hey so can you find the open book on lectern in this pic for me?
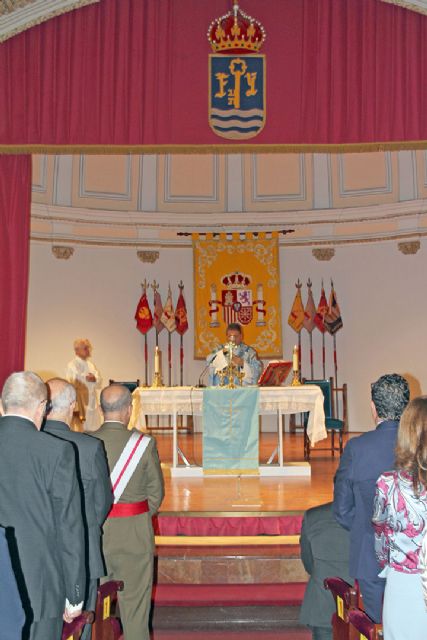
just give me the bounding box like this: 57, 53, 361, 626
257, 361, 293, 387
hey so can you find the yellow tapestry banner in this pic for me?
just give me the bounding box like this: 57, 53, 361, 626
193, 232, 282, 359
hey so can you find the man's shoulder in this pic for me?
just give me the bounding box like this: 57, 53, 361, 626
344, 426, 392, 450
304, 502, 334, 526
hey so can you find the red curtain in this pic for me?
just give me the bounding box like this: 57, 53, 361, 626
0, 0, 427, 148
0, 156, 31, 387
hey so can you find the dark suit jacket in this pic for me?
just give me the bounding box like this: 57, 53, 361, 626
0, 526, 25, 639
93, 422, 164, 556
43, 420, 113, 579
299, 502, 351, 628
0, 415, 85, 622
333, 420, 399, 579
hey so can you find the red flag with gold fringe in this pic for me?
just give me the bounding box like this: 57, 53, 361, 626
135, 291, 153, 334
175, 288, 188, 336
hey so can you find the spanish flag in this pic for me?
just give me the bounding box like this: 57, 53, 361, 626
135, 292, 153, 334
288, 287, 305, 333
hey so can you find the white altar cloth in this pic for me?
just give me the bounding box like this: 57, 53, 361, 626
131, 385, 326, 477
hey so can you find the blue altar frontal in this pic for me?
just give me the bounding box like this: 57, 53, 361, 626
202, 387, 260, 474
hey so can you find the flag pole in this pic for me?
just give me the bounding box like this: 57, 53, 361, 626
168, 332, 172, 386
144, 334, 148, 386
178, 280, 185, 386
322, 332, 326, 379
307, 278, 314, 378
298, 331, 302, 381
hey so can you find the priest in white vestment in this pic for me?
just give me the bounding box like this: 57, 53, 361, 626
66, 338, 102, 432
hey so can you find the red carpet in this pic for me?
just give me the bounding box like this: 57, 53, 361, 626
152, 583, 306, 607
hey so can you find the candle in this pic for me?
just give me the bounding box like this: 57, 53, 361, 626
292, 345, 298, 372
154, 346, 160, 374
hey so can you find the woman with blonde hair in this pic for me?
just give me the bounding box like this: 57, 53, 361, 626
372, 396, 427, 638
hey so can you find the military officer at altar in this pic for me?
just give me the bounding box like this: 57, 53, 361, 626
206, 322, 262, 386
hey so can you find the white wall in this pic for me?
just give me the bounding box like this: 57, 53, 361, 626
26, 239, 427, 432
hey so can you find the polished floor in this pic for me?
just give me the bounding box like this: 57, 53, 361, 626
155, 432, 356, 514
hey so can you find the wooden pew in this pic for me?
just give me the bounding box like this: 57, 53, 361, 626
348, 609, 383, 640
62, 611, 94, 640
324, 577, 359, 640
92, 580, 124, 640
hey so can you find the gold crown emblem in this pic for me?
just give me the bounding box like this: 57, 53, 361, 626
207, 2, 266, 54
222, 271, 252, 289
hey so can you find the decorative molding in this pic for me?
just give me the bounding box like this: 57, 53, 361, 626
398, 240, 420, 255
137, 250, 159, 263
338, 153, 393, 197
312, 248, 335, 261
0, 0, 99, 43
251, 153, 307, 202
51, 245, 74, 259
163, 154, 220, 203
79, 155, 133, 200
380, 0, 427, 16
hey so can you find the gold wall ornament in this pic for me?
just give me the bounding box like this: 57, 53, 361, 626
51, 245, 74, 260
312, 248, 335, 261
398, 240, 420, 255
137, 250, 159, 263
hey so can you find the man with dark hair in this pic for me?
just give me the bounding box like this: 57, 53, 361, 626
333, 373, 410, 623
44, 378, 112, 640
206, 322, 262, 386
0, 371, 85, 640
94, 384, 164, 640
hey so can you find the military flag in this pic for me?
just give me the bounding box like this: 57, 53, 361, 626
288, 284, 305, 333
324, 285, 343, 336
303, 279, 316, 378
161, 284, 176, 385
135, 289, 153, 335
314, 285, 328, 333
175, 287, 189, 336
175, 282, 188, 386
152, 286, 164, 335
161, 285, 177, 333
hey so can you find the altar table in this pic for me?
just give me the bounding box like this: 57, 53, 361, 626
131, 385, 326, 477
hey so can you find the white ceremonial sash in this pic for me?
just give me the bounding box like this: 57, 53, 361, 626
110, 432, 151, 503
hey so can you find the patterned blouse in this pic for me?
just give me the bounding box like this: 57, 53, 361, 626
372, 470, 427, 574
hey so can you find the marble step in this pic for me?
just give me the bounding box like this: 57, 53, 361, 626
155, 544, 307, 585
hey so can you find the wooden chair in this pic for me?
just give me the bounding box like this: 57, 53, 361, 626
92, 580, 124, 640
109, 380, 140, 393
348, 609, 383, 640
303, 377, 348, 459
324, 577, 359, 640
62, 611, 94, 640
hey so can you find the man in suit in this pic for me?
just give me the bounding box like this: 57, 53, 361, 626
44, 378, 113, 639
0, 371, 86, 640
333, 373, 410, 623
0, 526, 25, 640
94, 384, 164, 640
299, 502, 352, 640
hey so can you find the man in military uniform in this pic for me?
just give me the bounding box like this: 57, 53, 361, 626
94, 384, 164, 640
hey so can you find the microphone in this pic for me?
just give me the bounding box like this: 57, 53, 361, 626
197, 363, 210, 388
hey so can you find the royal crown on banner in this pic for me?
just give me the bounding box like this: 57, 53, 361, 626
207, 2, 266, 140
209, 271, 266, 327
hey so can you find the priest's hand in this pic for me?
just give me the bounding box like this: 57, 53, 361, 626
232, 355, 244, 367
86, 373, 96, 382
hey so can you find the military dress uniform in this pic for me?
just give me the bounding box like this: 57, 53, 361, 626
93, 422, 164, 640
